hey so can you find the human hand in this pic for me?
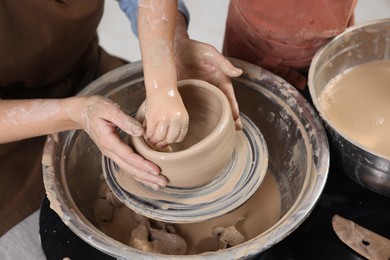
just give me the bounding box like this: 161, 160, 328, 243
144, 88, 189, 149
174, 38, 243, 130
71, 96, 167, 190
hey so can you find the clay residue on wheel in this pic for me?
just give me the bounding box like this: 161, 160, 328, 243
94, 173, 188, 255
93, 171, 282, 255
128, 214, 187, 255
212, 217, 246, 249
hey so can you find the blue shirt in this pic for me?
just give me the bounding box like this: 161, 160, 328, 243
117, 0, 190, 36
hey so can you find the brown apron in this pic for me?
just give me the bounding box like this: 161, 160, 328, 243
223, 0, 357, 90
0, 0, 127, 235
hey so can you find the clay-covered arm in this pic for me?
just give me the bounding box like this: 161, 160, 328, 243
138, 0, 188, 148
173, 12, 244, 130
0, 97, 166, 189
0, 98, 83, 142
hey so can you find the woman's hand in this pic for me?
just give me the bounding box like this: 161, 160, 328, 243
174, 38, 243, 130
0, 95, 167, 190
72, 96, 167, 190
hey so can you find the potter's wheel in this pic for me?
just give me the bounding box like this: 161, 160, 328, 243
103, 113, 268, 223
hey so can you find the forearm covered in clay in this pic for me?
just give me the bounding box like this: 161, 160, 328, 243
0, 97, 84, 143
138, 0, 178, 98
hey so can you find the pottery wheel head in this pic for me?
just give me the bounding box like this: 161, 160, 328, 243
102, 112, 268, 223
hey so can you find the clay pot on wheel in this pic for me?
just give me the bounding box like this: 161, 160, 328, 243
130, 79, 236, 188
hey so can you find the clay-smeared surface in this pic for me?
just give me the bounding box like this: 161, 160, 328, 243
175, 171, 281, 254
96, 171, 281, 254
319, 60, 390, 158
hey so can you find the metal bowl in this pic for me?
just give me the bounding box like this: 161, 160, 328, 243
308, 18, 390, 197
43, 59, 329, 259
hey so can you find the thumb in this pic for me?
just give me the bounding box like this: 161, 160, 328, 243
217, 56, 243, 78
115, 113, 145, 137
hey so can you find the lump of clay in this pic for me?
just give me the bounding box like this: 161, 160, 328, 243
128, 215, 187, 255
98, 180, 110, 198
105, 189, 123, 208
128, 223, 154, 252
212, 217, 246, 249
93, 198, 114, 222
97, 172, 123, 208
149, 227, 187, 255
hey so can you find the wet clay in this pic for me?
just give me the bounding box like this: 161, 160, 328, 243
115, 131, 248, 205
319, 60, 390, 158
128, 215, 187, 255
106, 111, 269, 224
95, 171, 281, 255
211, 217, 246, 249
130, 79, 236, 188
95, 176, 188, 255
